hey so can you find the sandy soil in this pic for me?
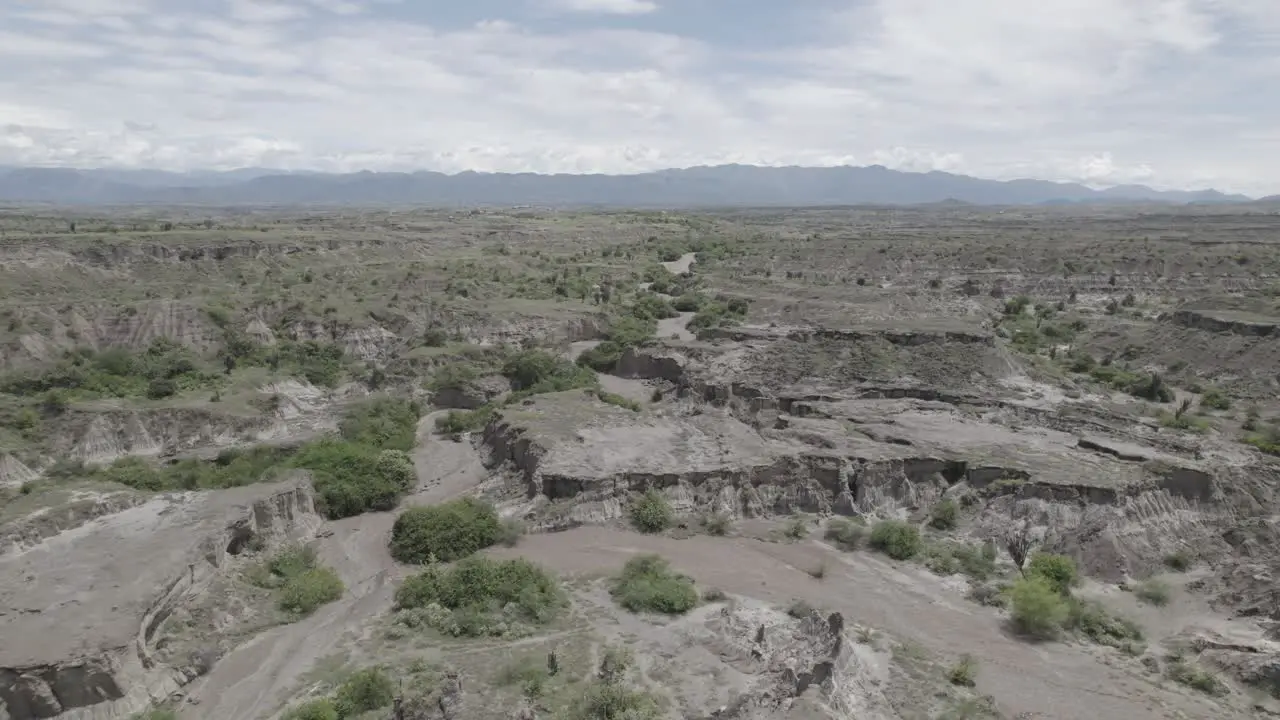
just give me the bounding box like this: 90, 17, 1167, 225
182, 411, 487, 719
662, 252, 697, 275
493, 529, 1243, 720
658, 311, 696, 341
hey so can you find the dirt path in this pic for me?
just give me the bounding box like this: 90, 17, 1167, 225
661, 252, 696, 275
496, 528, 1240, 720
183, 412, 486, 720
658, 311, 695, 341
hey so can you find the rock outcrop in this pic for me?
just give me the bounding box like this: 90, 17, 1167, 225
0, 481, 321, 719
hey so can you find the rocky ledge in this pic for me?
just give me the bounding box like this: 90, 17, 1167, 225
0, 481, 321, 719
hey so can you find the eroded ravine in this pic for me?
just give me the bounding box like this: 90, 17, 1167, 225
182, 412, 487, 720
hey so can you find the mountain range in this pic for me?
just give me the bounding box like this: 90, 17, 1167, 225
0, 164, 1265, 207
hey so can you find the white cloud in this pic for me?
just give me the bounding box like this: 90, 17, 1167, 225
547, 0, 658, 15
0, 0, 1277, 194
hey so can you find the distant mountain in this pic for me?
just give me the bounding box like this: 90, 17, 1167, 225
0, 164, 1256, 207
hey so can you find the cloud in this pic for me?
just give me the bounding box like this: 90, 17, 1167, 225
0, 0, 1277, 195
547, 0, 658, 15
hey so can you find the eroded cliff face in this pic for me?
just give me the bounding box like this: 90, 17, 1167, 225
0, 483, 321, 720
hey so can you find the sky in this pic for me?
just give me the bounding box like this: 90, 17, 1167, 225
1, 0, 1278, 195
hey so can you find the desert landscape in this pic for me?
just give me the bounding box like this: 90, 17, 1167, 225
2, 203, 1280, 720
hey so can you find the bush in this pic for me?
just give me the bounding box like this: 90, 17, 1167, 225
281, 699, 339, 720
435, 406, 494, 434
394, 556, 566, 636
498, 518, 525, 547
823, 517, 866, 550
628, 490, 673, 534
1167, 661, 1227, 696
1008, 578, 1069, 639
1026, 553, 1078, 595
610, 554, 698, 615
279, 568, 345, 615
869, 520, 922, 560
701, 513, 731, 536
1164, 549, 1194, 572
1199, 387, 1231, 411
1134, 579, 1171, 607
389, 498, 502, 564
672, 293, 704, 312
1067, 599, 1143, 647
146, 377, 177, 399
339, 397, 422, 451
948, 655, 978, 687
497, 657, 551, 698
291, 440, 411, 519
576, 341, 624, 372
929, 498, 959, 530
784, 516, 809, 540
333, 667, 395, 717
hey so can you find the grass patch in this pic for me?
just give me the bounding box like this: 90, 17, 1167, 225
823, 517, 866, 550
929, 498, 959, 530
700, 512, 732, 536
563, 646, 662, 720
948, 655, 978, 687
394, 556, 566, 637
389, 497, 502, 564
922, 541, 998, 581
1164, 549, 1195, 572
281, 699, 339, 720
593, 389, 641, 412
868, 520, 923, 560
628, 489, 673, 534
1067, 599, 1144, 649
1167, 660, 1228, 696
784, 516, 810, 540
435, 405, 496, 434
1134, 578, 1172, 606
610, 554, 698, 615
0, 339, 223, 400
497, 657, 552, 698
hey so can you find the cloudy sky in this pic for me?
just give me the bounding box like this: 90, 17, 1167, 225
1, 0, 1278, 194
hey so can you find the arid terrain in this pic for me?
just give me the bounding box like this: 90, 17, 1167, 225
2, 204, 1280, 720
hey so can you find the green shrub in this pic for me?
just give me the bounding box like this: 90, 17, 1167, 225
577, 341, 624, 372
922, 542, 996, 581
435, 406, 495, 434
929, 499, 959, 530
1134, 579, 1171, 607
279, 567, 344, 615
605, 315, 657, 348
610, 554, 698, 615
281, 698, 339, 720
245, 544, 318, 589
869, 520, 922, 560
502, 350, 591, 392
389, 498, 501, 563
701, 513, 732, 536
948, 655, 978, 687
631, 294, 677, 321
394, 556, 566, 636
671, 293, 704, 312
338, 397, 422, 451
1164, 549, 1194, 572
1199, 387, 1231, 411
1008, 578, 1069, 639
497, 657, 551, 698
823, 517, 866, 550
1065, 598, 1143, 647
1167, 661, 1227, 696
595, 390, 641, 412
146, 377, 177, 399
333, 667, 395, 717
1026, 553, 1078, 595
628, 490, 673, 534
784, 516, 809, 540
291, 440, 411, 519
498, 518, 525, 547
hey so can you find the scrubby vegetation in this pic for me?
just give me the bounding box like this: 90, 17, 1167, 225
628, 489, 674, 534
823, 517, 867, 550
610, 554, 698, 615
292, 440, 416, 519
246, 544, 345, 616
1025, 553, 1078, 595
1008, 577, 1070, 639
929, 498, 959, 530
337, 397, 422, 451
948, 655, 978, 687
1006, 552, 1142, 648
0, 339, 222, 400
869, 520, 923, 560
389, 497, 502, 564
1134, 578, 1172, 606
563, 646, 663, 720
394, 556, 566, 637
279, 667, 395, 720
922, 541, 998, 581
1167, 659, 1228, 696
